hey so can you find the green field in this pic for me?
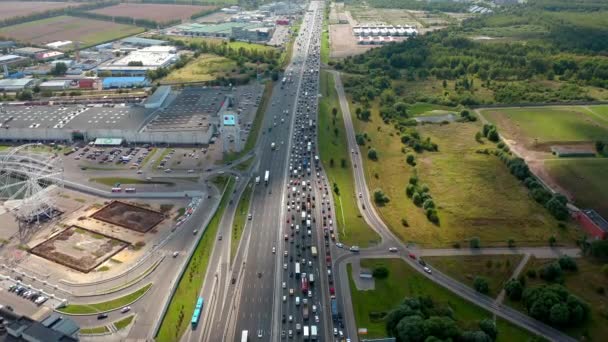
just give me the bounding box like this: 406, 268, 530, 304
319, 71, 379, 247
348, 258, 535, 340
586, 105, 608, 122
407, 102, 458, 116
425, 255, 524, 297
231, 181, 253, 263
544, 158, 608, 218
482, 106, 608, 146
90, 177, 174, 187
156, 176, 234, 342
0, 16, 144, 48
58, 283, 151, 315
351, 101, 577, 247
511, 257, 608, 340
161, 53, 236, 83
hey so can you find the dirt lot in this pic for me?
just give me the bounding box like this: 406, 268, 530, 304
30, 226, 128, 273
0, 1, 73, 21
92, 201, 165, 233
329, 24, 374, 59
0, 15, 144, 46
89, 3, 216, 23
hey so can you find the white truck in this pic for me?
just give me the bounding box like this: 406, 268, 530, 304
311, 325, 318, 340
255, 176, 260, 184
264, 170, 269, 185
271, 142, 276, 150
241, 330, 248, 342
303, 326, 309, 339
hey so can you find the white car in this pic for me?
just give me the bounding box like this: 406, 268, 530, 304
120, 306, 131, 313
283, 295, 287, 302
283, 263, 288, 270
424, 266, 432, 274
314, 315, 319, 323
336, 242, 344, 248
389, 247, 398, 253
282, 282, 286, 289
272, 247, 276, 254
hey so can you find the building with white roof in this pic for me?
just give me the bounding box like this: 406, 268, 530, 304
97, 45, 177, 76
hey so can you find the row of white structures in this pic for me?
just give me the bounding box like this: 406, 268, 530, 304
357, 36, 407, 45
353, 25, 418, 37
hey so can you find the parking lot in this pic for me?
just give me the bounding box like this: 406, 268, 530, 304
0, 275, 65, 313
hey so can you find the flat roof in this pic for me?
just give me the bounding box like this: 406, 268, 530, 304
583, 209, 608, 232
109, 50, 175, 67
146, 85, 171, 104
175, 22, 258, 34
0, 78, 35, 87
14, 47, 47, 54
0, 105, 148, 131
0, 54, 22, 63
122, 37, 168, 46
223, 114, 236, 126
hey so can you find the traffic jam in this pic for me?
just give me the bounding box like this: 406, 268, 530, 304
275, 3, 347, 341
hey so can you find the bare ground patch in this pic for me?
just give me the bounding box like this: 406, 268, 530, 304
30, 226, 128, 273
91, 201, 164, 233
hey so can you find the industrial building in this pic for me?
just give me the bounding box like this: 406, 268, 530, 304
39, 80, 71, 91
170, 22, 273, 42
574, 209, 608, 240
357, 36, 405, 45
0, 78, 36, 91
353, 25, 418, 37
0, 308, 79, 341
102, 76, 149, 89
97, 45, 177, 76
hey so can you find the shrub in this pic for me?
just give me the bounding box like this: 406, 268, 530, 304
368, 148, 378, 160
504, 279, 523, 301
558, 256, 578, 271
539, 262, 562, 282
373, 266, 389, 279
406, 154, 416, 166
473, 276, 489, 294
470, 237, 481, 249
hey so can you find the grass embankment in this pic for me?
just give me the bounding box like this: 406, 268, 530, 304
508, 257, 608, 340
79, 325, 110, 334
319, 71, 379, 247
544, 158, 608, 218
348, 258, 535, 340
224, 81, 273, 163
114, 314, 135, 331
58, 283, 152, 315
425, 255, 524, 297
321, 14, 330, 64
231, 181, 254, 263
155, 176, 235, 342
350, 100, 577, 247
235, 155, 255, 172
90, 177, 175, 187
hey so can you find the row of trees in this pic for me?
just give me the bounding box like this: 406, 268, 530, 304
406, 175, 439, 224
386, 296, 499, 342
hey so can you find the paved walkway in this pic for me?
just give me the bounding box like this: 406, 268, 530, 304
349, 260, 375, 291
496, 253, 530, 304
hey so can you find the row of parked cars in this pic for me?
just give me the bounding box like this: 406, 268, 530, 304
8, 284, 48, 306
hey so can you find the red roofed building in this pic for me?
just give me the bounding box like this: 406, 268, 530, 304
574, 209, 608, 240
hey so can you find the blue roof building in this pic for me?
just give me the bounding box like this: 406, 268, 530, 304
102, 76, 149, 89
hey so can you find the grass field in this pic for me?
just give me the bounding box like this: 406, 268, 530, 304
58, 283, 151, 314
348, 258, 535, 340
425, 255, 524, 297
407, 102, 458, 116
90, 177, 174, 187
161, 54, 236, 83
156, 176, 234, 342
89, 3, 216, 23
482, 106, 608, 146
319, 71, 379, 247
114, 314, 135, 331
511, 257, 608, 340
231, 181, 254, 263
0, 1, 74, 21
160, 35, 278, 54
544, 158, 608, 218
351, 101, 577, 247
0, 16, 144, 48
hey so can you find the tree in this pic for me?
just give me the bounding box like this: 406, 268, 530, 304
504, 279, 523, 300
558, 256, 578, 271
406, 154, 416, 166
368, 148, 378, 161
478, 318, 498, 341
545, 196, 569, 220
522, 284, 589, 327
373, 266, 389, 279
487, 128, 499, 142
51, 62, 67, 76
508, 239, 515, 248
356, 134, 365, 146
373, 188, 389, 204
16, 90, 33, 101
473, 276, 489, 294
539, 261, 562, 282
595, 141, 605, 153
548, 235, 557, 247
329, 158, 334, 167
341, 158, 347, 168
470, 237, 481, 249
360, 109, 371, 121
332, 107, 338, 117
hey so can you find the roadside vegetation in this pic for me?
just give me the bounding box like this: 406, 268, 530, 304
231, 180, 254, 263
505, 254, 608, 340
347, 258, 535, 340
79, 325, 110, 335
58, 283, 152, 315
114, 314, 135, 331
425, 255, 524, 297
156, 176, 235, 342
318, 71, 379, 247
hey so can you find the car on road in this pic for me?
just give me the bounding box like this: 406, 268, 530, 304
97, 313, 108, 320
335, 242, 343, 248
349, 245, 360, 252
408, 253, 417, 260
272, 246, 276, 254
333, 328, 338, 336
172, 251, 179, 257
120, 306, 131, 313
283, 295, 287, 302
389, 247, 398, 252
423, 266, 432, 274
257, 330, 263, 338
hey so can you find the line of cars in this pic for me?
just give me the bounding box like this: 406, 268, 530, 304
7, 284, 48, 306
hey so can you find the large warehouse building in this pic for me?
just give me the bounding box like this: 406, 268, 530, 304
0, 86, 233, 144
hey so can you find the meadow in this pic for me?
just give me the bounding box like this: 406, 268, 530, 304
161, 54, 236, 83
351, 101, 577, 247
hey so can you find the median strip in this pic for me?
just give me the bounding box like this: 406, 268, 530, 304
57, 283, 152, 315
